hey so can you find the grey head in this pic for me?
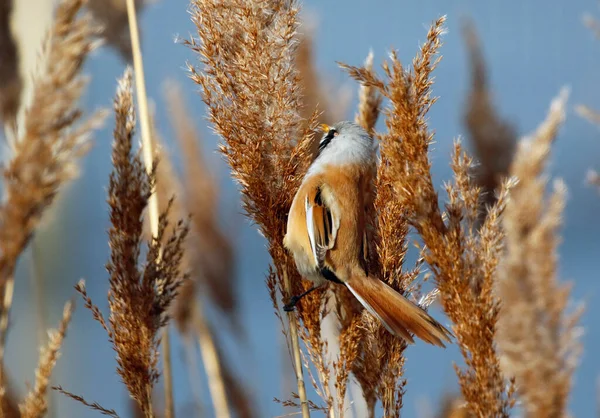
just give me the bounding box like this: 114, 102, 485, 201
317, 120, 374, 156
307, 121, 376, 172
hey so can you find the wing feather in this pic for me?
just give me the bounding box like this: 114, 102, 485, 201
305, 186, 338, 268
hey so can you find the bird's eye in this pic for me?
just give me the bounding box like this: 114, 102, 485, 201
318, 129, 336, 152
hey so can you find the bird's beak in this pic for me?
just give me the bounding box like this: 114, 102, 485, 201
320, 124, 330, 133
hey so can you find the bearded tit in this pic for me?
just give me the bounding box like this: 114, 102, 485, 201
283, 121, 452, 347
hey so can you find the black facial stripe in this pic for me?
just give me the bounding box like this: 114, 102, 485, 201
318, 129, 336, 153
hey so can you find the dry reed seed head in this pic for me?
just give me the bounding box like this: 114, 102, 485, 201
0, 0, 104, 271
461, 21, 517, 226
163, 80, 238, 329
497, 89, 581, 418
343, 16, 519, 417
19, 299, 74, 418
62, 69, 189, 418
188, 3, 331, 410
354, 50, 382, 135
295, 31, 349, 158
0, 0, 105, 393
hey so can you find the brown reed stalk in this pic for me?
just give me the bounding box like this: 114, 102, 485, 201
124, 1, 176, 417
341, 16, 516, 416
462, 21, 517, 225
87, 0, 146, 61
56, 69, 189, 418
187, 1, 323, 415
496, 89, 582, 418
0, 0, 104, 401
0, 0, 21, 133
19, 300, 74, 418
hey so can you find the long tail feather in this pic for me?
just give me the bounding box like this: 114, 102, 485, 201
346, 274, 453, 347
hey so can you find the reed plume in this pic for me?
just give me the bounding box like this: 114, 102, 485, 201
163, 81, 238, 329
354, 51, 382, 135
462, 21, 516, 224
152, 82, 253, 418
496, 89, 582, 418
57, 69, 189, 418
341, 16, 517, 416
187, 1, 322, 415
0, 0, 104, 396
19, 300, 74, 418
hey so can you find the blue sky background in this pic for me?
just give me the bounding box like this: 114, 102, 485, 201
6, 0, 600, 416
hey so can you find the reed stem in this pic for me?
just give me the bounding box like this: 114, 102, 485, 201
193, 302, 231, 418
125, 1, 173, 417
282, 270, 310, 418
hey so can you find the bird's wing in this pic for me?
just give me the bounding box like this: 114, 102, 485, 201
305, 185, 339, 268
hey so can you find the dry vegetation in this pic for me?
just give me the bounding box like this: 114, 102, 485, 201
0, 0, 587, 417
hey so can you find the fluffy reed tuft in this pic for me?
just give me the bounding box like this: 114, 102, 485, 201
354, 50, 382, 135
19, 299, 74, 418
0, 0, 104, 390
341, 16, 516, 416
462, 22, 516, 224
496, 89, 582, 418
187, 1, 321, 415
58, 69, 189, 418
154, 83, 252, 418
163, 81, 237, 330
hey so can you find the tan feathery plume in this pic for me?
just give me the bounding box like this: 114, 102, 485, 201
57, 69, 189, 418
187, 0, 322, 415
462, 21, 516, 225
341, 16, 517, 416
354, 50, 382, 135
163, 80, 238, 329
496, 89, 582, 418
0, 0, 105, 388
151, 93, 250, 418
19, 300, 74, 418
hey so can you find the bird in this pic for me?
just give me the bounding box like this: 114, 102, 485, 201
283, 121, 453, 347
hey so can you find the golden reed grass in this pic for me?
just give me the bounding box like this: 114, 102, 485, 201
153, 81, 252, 418
0, 0, 585, 416
497, 89, 582, 418
0, 0, 105, 413
56, 69, 189, 418
461, 21, 517, 226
